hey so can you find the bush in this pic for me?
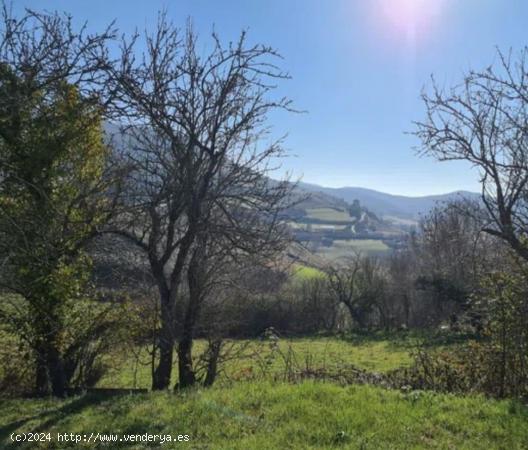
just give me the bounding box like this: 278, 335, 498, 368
214, 277, 341, 338
0, 296, 136, 395
391, 339, 528, 400
60, 299, 135, 390
480, 270, 528, 398
390, 265, 528, 400
0, 328, 33, 397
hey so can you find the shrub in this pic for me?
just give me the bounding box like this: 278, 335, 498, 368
0, 296, 136, 395
391, 339, 528, 399
0, 328, 33, 397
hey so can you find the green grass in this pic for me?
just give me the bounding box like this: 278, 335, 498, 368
98, 336, 414, 390
305, 207, 352, 222
291, 264, 326, 280
269, 337, 413, 373
2, 381, 527, 449
2, 333, 524, 449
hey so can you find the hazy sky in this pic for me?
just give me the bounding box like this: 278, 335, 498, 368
13, 0, 528, 195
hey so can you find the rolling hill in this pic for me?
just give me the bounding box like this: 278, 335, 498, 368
297, 182, 480, 220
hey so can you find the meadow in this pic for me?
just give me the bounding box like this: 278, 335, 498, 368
2, 333, 528, 449
317, 239, 391, 259
98, 335, 415, 390
305, 207, 353, 223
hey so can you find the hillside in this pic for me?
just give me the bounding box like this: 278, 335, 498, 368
279, 183, 482, 262
298, 183, 480, 221
281, 185, 405, 262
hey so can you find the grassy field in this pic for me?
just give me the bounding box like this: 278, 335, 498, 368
98, 335, 415, 390
305, 207, 353, 222
2, 333, 527, 449
383, 215, 419, 227
317, 239, 391, 260
291, 264, 325, 280
2, 381, 527, 449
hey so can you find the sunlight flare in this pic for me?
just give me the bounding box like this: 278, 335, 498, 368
373, 0, 447, 45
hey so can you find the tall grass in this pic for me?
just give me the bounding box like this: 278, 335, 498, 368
2, 381, 527, 449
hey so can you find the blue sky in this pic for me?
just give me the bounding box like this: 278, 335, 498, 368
13, 0, 528, 195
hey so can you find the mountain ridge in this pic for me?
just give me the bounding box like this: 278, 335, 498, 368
297, 182, 480, 220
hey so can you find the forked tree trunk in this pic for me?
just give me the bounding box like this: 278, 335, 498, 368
176, 300, 201, 389
176, 246, 204, 389
151, 231, 197, 391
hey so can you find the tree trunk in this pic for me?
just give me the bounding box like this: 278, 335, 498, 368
152, 325, 173, 390
152, 295, 174, 390
344, 302, 367, 330
34, 320, 66, 397
35, 344, 50, 396
203, 340, 222, 387
175, 299, 201, 389
150, 231, 195, 391
176, 245, 204, 389
47, 345, 66, 398
177, 336, 195, 389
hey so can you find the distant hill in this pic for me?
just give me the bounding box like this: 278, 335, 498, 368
286, 182, 384, 228
290, 185, 349, 211
297, 183, 480, 221
105, 122, 475, 223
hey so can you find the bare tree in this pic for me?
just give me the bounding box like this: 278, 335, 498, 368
385, 248, 417, 328
414, 48, 528, 262
107, 16, 296, 390
0, 4, 115, 102
410, 203, 489, 325
297, 276, 340, 332
176, 232, 263, 388
326, 254, 385, 330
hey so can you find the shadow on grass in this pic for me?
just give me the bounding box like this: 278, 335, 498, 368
508, 399, 528, 418
0, 392, 124, 447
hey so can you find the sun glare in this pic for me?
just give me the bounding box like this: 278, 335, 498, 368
373, 0, 446, 45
